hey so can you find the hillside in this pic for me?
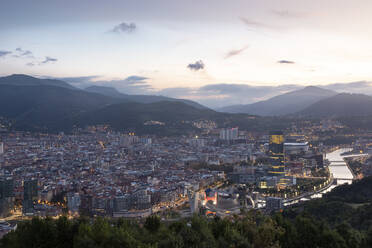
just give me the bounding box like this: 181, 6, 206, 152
299, 93, 372, 117
0, 74, 304, 134
0, 84, 212, 134
77, 101, 300, 135
85, 85, 126, 98
0, 84, 297, 134
0, 85, 125, 131
85, 85, 207, 109
0, 74, 77, 90
0, 75, 207, 110
219, 86, 336, 116
77, 101, 219, 135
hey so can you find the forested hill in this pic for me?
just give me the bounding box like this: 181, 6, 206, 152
2, 177, 372, 248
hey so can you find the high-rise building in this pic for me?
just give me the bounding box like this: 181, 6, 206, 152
23, 179, 38, 214
67, 192, 81, 214
0, 142, 4, 165
189, 191, 200, 214
0, 178, 14, 217
268, 131, 285, 177
79, 194, 93, 216
219, 127, 239, 141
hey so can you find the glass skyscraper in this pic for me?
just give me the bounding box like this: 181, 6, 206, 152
268, 131, 285, 176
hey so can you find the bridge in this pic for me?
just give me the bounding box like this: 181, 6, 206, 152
283, 177, 335, 205
342, 153, 369, 158
334, 178, 354, 182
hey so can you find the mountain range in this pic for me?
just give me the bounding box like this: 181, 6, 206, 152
1, 74, 372, 133
298, 93, 372, 117
219, 85, 372, 118
0, 74, 222, 134
218, 86, 337, 116
0, 74, 77, 90
85, 85, 206, 109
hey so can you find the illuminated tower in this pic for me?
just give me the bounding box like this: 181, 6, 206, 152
268, 131, 285, 176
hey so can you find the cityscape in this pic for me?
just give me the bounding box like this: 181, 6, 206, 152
1, 0, 372, 247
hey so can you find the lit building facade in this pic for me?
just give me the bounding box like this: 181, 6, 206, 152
268, 131, 285, 176
219, 128, 238, 141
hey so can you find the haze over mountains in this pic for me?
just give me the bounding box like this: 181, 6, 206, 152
85, 85, 206, 109
0, 75, 236, 134
299, 93, 372, 117
218, 86, 337, 116
0, 74, 77, 90
1, 74, 372, 133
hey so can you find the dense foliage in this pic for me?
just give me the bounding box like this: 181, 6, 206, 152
2, 178, 372, 248
2, 212, 371, 248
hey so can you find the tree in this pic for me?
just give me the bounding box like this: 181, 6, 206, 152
144, 215, 161, 233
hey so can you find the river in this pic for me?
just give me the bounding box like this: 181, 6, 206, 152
326, 148, 354, 184
300, 148, 354, 200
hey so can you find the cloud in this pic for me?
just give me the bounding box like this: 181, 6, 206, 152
14, 47, 33, 58
54, 74, 302, 108
240, 17, 275, 30
41, 56, 58, 64
110, 22, 136, 34
0, 50, 12, 57
57, 75, 152, 94
187, 60, 205, 71
61, 76, 100, 84
198, 83, 298, 99
278, 60, 295, 64
1, 47, 57, 65
52, 73, 372, 109
106, 76, 152, 93
123, 76, 148, 85
57, 76, 100, 87
272, 10, 304, 18
323, 81, 372, 93
158, 84, 302, 108
122, 80, 372, 108
225, 46, 249, 59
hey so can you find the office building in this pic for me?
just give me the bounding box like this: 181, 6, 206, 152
67, 192, 81, 214
219, 128, 239, 141
23, 179, 38, 214
113, 195, 131, 212
0, 178, 14, 217
268, 131, 285, 176
80, 194, 93, 216
189, 191, 200, 214
284, 142, 309, 154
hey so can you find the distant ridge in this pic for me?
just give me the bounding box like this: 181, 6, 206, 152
0, 74, 207, 110
0, 74, 212, 133
219, 86, 337, 116
85, 85, 127, 98
298, 93, 372, 117
84, 85, 207, 109
0, 74, 77, 90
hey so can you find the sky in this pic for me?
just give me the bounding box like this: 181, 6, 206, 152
1, 0, 372, 108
